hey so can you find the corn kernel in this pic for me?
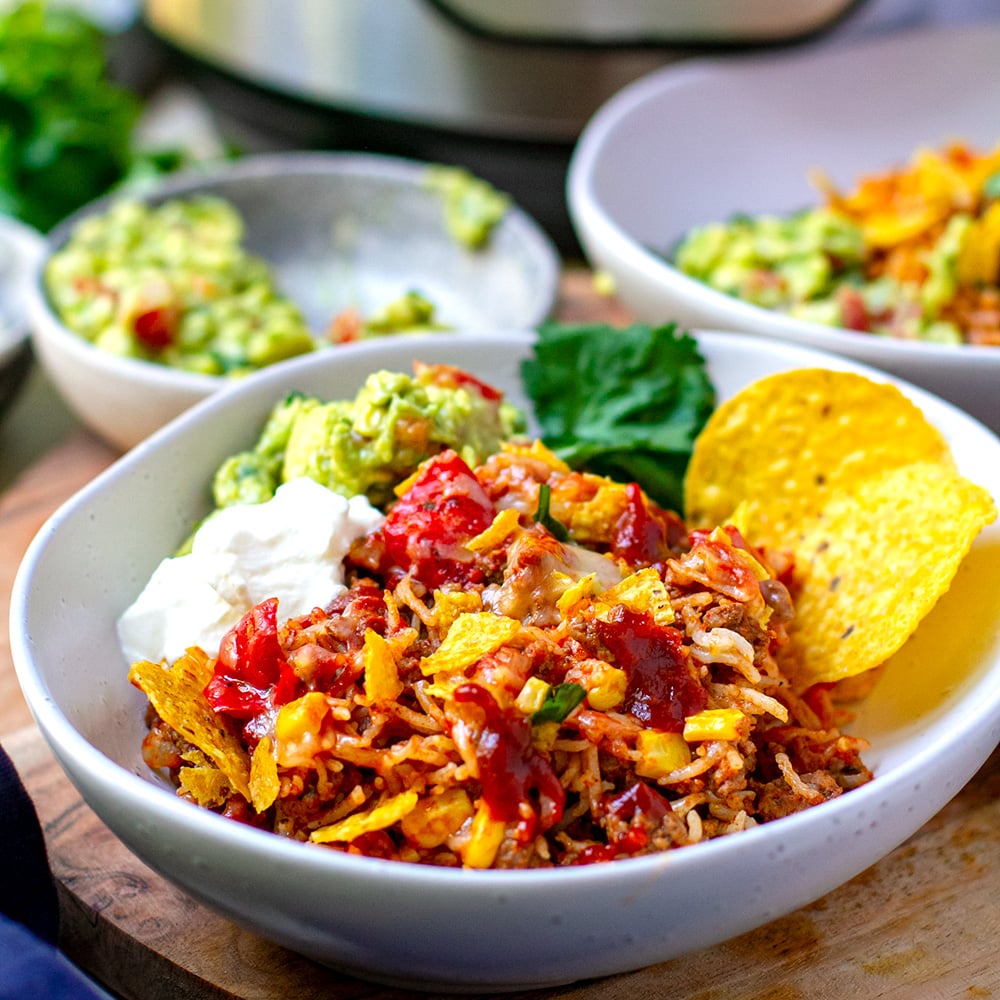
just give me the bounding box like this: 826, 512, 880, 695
532, 720, 560, 751
515, 676, 550, 716
585, 665, 627, 711
461, 800, 506, 869
683, 708, 747, 742
275, 691, 328, 744
399, 788, 474, 849
635, 730, 691, 778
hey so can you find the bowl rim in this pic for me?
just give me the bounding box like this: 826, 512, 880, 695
26, 149, 561, 392
0, 213, 46, 367
566, 20, 1000, 367
11, 328, 1000, 893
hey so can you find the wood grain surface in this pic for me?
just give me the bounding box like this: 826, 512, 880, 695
2, 271, 998, 999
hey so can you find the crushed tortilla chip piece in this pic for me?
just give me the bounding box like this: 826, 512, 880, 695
557, 572, 599, 618
129, 648, 251, 801
419, 612, 521, 676
500, 438, 571, 473
782, 461, 996, 686
363, 628, 405, 703
250, 736, 280, 812
178, 766, 231, 808
684, 368, 953, 550
594, 567, 675, 626
549, 472, 632, 546
466, 507, 521, 552
310, 790, 419, 844
431, 589, 483, 632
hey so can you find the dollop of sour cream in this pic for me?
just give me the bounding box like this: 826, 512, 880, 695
117, 477, 384, 666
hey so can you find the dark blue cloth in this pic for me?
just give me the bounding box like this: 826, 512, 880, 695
0, 742, 58, 944
0, 743, 108, 999
0, 913, 111, 999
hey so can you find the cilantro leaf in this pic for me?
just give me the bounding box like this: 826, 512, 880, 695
521, 322, 715, 513
531, 683, 587, 724
533, 483, 570, 541
0, 1, 140, 231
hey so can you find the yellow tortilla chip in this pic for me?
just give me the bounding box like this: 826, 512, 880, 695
362, 628, 405, 703
684, 369, 953, 549
594, 567, 675, 627
465, 507, 521, 553
550, 473, 632, 546
431, 590, 483, 632
178, 765, 232, 808
419, 612, 521, 676
311, 790, 419, 845
129, 648, 252, 801
249, 736, 280, 813
782, 461, 996, 686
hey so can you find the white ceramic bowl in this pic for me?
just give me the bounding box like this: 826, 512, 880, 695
11, 331, 1000, 990
0, 214, 45, 412
25, 151, 560, 452
567, 23, 1000, 433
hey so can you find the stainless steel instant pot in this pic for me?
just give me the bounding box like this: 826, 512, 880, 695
140, 0, 864, 249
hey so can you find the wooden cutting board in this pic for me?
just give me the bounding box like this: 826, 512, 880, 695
2, 271, 999, 999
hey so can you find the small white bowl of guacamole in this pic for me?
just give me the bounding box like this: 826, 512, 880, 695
26, 151, 560, 451
567, 24, 1000, 433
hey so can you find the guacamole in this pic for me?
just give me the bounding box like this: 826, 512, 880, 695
212, 364, 525, 510
670, 139, 1000, 347
424, 165, 509, 250
45, 196, 317, 374
328, 290, 449, 344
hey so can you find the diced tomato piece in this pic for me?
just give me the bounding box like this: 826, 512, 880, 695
204, 598, 298, 721
133, 304, 180, 350
414, 362, 504, 401
379, 449, 496, 588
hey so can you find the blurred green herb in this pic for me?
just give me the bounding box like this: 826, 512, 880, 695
0, 0, 139, 230
521, 322, 715, 513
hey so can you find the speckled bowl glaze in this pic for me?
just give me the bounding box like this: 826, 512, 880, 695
11, 333, 1000, 991
567, 23, 1000, 433
25, 152, 560, 451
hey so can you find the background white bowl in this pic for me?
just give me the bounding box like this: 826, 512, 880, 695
0, 214, 45, 416
567, 23, 1000, 432
11, 331, 1000, 990
26, 151, 560, 452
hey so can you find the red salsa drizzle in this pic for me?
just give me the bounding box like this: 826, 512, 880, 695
453, 682, 565, 840
609, 482, 686, 567
575, 781, 674, 865
595, 606, 706, 731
